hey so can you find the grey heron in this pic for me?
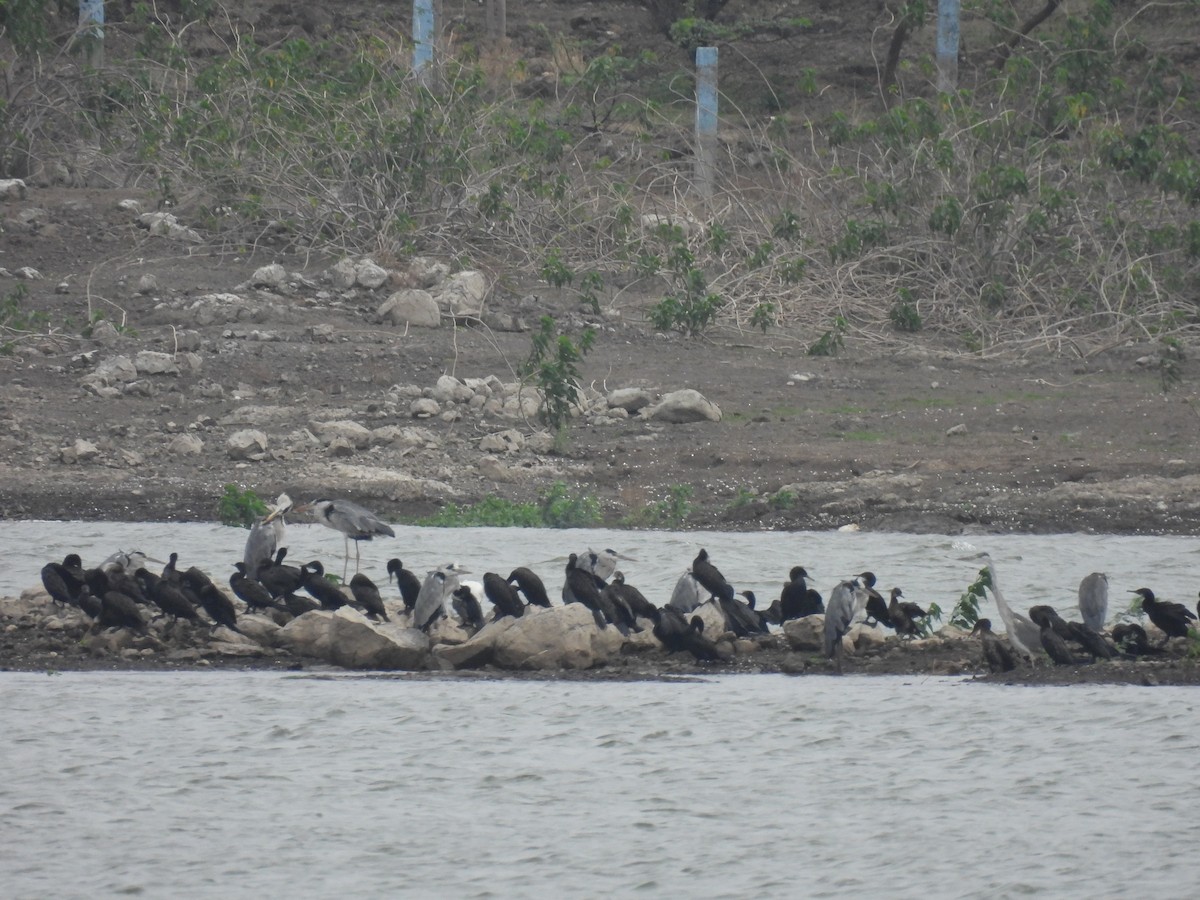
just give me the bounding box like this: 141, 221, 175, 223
414, 565, 463, 632
295, 498, 395, 580
975, 554, 1042, 661
577, 548, 629, 584
823, 578, 867, 673
1077, 572, 1108, 632
1130, 587, 1196, 641
244, 493, 292, 574
971, 619, 1016, 673
667, 570, 705, 613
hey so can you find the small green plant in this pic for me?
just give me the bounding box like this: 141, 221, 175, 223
415, 482, 601, 528
521, 315, 596, 434
772, 489, 797, 510
622, 484, 693, 528
918, 601, 943, 638
749, 301, 776, 333
218, 484, 268, 528
889, 289, 922, 332
577, 270, 605, 315
0, 284, 48, 353
950, 566, 989, 630
540, 249, 573, 289
808, 316, 848, 356
647, 236, 725, 336
540, 481, 603, 528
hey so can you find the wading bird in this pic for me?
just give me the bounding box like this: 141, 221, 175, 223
296, 498, 395, 580
1078, 572, 1109, 632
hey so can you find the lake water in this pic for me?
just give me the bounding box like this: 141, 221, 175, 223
4, 523, 1200, 897
3, 671, 1198, 898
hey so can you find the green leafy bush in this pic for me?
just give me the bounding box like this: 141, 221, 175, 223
218, 484, 267, 528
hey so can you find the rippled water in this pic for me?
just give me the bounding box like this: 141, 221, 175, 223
4, 671, 1198, 898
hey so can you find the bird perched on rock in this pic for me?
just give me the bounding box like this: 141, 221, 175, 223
180, 568, 241, 633
1130, 587, 1196, 643
1029, 605, 1077, 666
651, 606, 722, 662
859, 572, 893, 630
483, 572, 525, 620
256, 548, 303, 600
1078, 572, 1108, 632
349, 573, 390, 621
41, 556, 85, 608
605, 572, 657, 623
296, 498, 395, 579
564, 553, 624, 632
691, 548, 735, 602
299, 561, 350, 611
230, 563, 279, 614
385, 558, 423, 612
888, 588, 926, 638
452, 584, 485, 630
667, 571, 705, 613
414, 565, 462, 632
824, 579, 866, 673
971, 618, 1016, 673
507, 567, 551, 608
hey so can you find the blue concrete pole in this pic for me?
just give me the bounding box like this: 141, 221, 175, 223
79, 0, 104, 67
695, 47, 718, 200
413, 0, 435, 85
937, 0, 961, 92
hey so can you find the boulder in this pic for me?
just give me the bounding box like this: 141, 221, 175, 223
91, 355, 138, 385
478, 429, 524, 453
354, 259, 389, 289
379, 289, 441, 328
328, 258, 358, 289
408, 256, 450, 287
431, 374, 473, 404
783, 615, 825, 652
0, 178, 27, 200
438, 604, 623, 671
227, 429, 269, 461
434, 270, 488, 319
643, 389, 721, 423
607, 388, 653, 413
167, 434, 204, 456
278, 608, 431, 669
251, 263, 287, 289
310, 419, 373, 450
60, 439, 100, 464
410, 398, 440, 418
134, 350, 179, 375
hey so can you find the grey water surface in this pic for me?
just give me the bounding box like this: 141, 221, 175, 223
3, 671, 1198, 899
4, 523, 1200, 896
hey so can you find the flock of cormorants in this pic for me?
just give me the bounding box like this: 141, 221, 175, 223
33, 496, 1200, 670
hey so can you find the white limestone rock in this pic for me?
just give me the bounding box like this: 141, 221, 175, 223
643, 388, 721, 423
379, 289, 440, 328
227, 429, 269, 461
434, 270, 488, 319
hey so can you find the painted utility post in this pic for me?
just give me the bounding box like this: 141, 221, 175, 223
79, 0, 104, 68
413, 0, 435, 86
695, 47, 718, 201
937, 0, 961, 93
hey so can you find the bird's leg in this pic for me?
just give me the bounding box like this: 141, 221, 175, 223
355, 540, 362, 575
342, 534, 350, 583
